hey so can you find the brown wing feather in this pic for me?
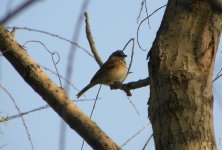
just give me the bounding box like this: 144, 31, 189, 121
90, 59, 115, 84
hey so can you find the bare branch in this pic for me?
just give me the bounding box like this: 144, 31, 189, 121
0, 84, 35, 150
0, 24, 121, 150
5, 0, 13, 16
121, 123, 150, 147
123, 77, 150, 89
40, 65, 80, 92
127, 97, 140, 116
110, 77, 150, 96
0, 144, 7, 149
144, 0, 151, 29
23, 40, 62, 87
81, 85, 102, 150
213, 73, 222, 82
122, 38, 135, 81
219, 133, 222, 145
137, 0, 145, 23
84, 12, 103, 67
142, 133, 153, 150
0, 98, 100, 123
60, 1, 90, 149
7, 26, 92, 57
213, 67, 222, 82
1, 0, 39, 24
137, 4, 166, 51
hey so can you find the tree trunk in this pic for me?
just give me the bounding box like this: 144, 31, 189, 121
148, 1, 222, 150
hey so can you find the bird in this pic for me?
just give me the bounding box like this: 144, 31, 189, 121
77, 50, 128, 98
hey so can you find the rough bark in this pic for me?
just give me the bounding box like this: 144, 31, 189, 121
0, 24, 121, 150
148, 1, 222, 150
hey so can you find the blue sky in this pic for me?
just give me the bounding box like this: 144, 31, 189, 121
0, 1, 222, 150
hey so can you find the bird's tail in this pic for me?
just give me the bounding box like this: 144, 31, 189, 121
76, 84, 94, 98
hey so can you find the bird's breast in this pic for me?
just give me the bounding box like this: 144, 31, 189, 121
110, 62, 127, 83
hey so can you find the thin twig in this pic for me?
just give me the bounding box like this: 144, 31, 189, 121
122, 39, 140, 115
0, 144, 7, 149
142, 133, 153, 150
137, 4, 167, 51
40, 65, 80, 92
122, 38, 135, 79
1, 105, 48, 122
214, 67, 222, 78
60, 1, 90, 150
213, 67, 222, 82
122, 38, 134, 52
84, 12, 103, 67
137, 0, 145, 23
121, 123, 150, 147
213, 73, 222, 82
0, 84, 35, 150
23, 40, 62, 87
80, 139, 85, 150
5, 0, 13, 16
127, 97, 140, 116
1, 0, 39, 24
7, 26, 92, 57
90, 85, 102, 118
0, 98, 100, 123
219, 133, 222, 145
144, 0, 151, 29
81, 85, 102, 150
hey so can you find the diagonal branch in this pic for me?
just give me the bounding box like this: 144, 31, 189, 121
84, 12, 103, 67
1, 0, 39, 24
0, 84, 35, 150
0, 24, 121, 150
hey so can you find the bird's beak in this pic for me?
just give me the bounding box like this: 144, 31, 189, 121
123, 54, 127, 57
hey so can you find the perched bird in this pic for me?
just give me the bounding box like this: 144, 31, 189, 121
77, 50, 128, 98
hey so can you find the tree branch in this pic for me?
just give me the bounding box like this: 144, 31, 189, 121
110, 77, 150, 96
7, 26, 91, 57
84, 12, 103, 67
1, 0, 39, 24
0, 24, 121, 150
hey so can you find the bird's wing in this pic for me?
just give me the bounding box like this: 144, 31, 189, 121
90, 59, 115, 83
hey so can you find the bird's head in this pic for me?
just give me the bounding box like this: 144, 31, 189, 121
110, 50, 127, 59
